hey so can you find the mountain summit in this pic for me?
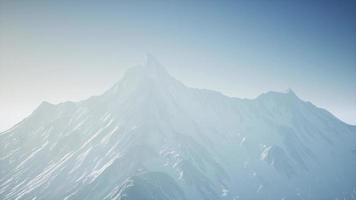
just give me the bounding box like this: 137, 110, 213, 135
1, 56, 356, 200
143, 53, 167, 72
128, 53, 171, 80
106, 54, 179, 98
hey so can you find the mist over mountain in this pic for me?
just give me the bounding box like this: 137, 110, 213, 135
1, 55, 356, 200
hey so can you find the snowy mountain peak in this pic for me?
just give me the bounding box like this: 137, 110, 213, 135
285, 88, 295, 95
141, 53, 169, 77
105, 55, 178, 97
257, 88, 300, 102
2, 56, 356, 200
144, 53, 160, 67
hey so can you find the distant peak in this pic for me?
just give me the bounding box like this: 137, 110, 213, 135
257, 89, 300, 102
144, 53, 159, 66
140, 53, 169, 76
286, 88, 296, 96
107, 54, 176, 95
143, 53, 166, 71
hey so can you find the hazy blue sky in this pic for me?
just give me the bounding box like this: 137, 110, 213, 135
1, 0, 356, 131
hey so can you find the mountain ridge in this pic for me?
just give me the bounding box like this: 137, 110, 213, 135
1, 55, 355, 200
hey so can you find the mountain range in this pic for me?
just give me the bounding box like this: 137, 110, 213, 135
1, 55, 356, 200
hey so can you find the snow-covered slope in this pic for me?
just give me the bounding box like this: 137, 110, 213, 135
1, 55, 356, 200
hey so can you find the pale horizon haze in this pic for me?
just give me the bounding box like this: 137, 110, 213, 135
1, 0, 356, 132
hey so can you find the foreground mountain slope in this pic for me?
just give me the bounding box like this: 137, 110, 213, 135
1, 55, 356, 200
